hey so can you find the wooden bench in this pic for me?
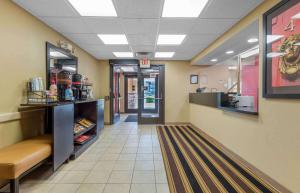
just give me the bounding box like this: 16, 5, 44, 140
0, 135, 52, 193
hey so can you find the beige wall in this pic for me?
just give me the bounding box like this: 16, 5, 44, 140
0, 0, 102, 148
190, 0, 300, 192
152, 61, 199, 122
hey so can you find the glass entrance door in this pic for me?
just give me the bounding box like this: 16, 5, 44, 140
125, 75, 138, 113
138, 65, 165, 124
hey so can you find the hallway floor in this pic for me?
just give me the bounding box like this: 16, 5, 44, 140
1, 116, 169, 193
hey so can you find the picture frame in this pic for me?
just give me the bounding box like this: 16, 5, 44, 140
263, 0, 300, 98
190, 74, 199, 84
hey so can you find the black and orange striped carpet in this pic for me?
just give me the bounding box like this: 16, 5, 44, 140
157, 125, 279, 193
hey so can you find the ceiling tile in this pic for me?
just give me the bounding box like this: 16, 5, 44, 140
39, 17, 90, 33
159, 19, 196, 34
13, 0, 78, 17
122, 19, 159, 35
191, 18, 238, 34
127, 34, 156, 46
83, 18, 125, 34
64, 33, 103, 45
131, 45, 155, 52
115, 0, 163, 19
200, 0, 263, 19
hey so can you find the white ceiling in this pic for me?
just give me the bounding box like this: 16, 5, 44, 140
13, 0, 263, 60
194, 20, 259, 65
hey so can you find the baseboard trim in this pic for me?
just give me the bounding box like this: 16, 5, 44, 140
188, 123, 291, 193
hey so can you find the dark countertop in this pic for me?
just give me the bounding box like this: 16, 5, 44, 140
189, 92, 258, 116
21, 99, 103, 107
218, 106, 258, 115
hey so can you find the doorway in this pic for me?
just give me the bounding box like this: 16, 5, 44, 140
109, 60, 165, 125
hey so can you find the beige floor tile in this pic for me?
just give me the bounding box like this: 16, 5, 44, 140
113, 160, 135, 171
93, 161, 116, 171
76, 184, 105, 193
20, 183, 54, 193
71, 161, 96, 171
130, 184, 156, 193
84, 170, 112, 183
99, 153, 120, 161
49, 184, 80, 193
135, 161, 155, 171
137, 147, 153, 154
118, 154, 137, 161
122, 147, 138, 154
108, 171, 133, 183
136, 154, 154, 161
103, 184, 130, 193
154, 161, 165, 171
153, 154, 163, 161
132, 171, 155, 184
155, 170, 168, 183
59, 171, 89, 184
156, 184, 170, 193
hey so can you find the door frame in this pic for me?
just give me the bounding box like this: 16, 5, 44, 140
109, 60, 139, 124
125, 74, 138, 114
138, 64, 165, 124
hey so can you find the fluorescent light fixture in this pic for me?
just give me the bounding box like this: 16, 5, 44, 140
226, 50, 234, 54
157, 35, 186, 45
240, 47, 259, 59
113, 52, 134, 58
292, 12, 300, 19
62, 66, 76, 72
267, 35, 283, 44
162, 0, 208, 17
155, 52, 175, 58
50, 51, 68, 58
228, 66, 238, 70
97, 34, 128, 45
120, 66, 136, 72
68, 0, 117, 16
267, 52, 285, 58
210, 59, 218, 62
248, 38, 258, 43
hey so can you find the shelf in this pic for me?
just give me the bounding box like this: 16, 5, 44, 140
71, 135, 98, 160
74, 124, 96, 139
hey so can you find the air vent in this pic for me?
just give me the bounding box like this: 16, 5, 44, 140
135, 52, 153, 59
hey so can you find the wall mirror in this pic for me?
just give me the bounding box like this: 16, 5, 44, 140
46, 42, 78, 88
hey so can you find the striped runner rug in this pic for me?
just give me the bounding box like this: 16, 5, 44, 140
157, 125, 279, 193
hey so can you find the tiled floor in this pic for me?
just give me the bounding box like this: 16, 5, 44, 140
0, 115, 170, 193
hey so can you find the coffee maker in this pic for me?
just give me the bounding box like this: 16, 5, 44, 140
72, 74, 82, 101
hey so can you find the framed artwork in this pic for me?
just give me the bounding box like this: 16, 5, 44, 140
190, 74, 199, 84
263, 0, 300, 98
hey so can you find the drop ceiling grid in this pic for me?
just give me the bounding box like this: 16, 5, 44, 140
12, 0, 263, 60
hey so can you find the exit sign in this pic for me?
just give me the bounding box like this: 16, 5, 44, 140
140, 59, 150, 68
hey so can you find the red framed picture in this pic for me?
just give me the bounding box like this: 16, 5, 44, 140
263, 0, 300, 98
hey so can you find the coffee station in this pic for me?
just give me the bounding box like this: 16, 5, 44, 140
21, 42, 104, 171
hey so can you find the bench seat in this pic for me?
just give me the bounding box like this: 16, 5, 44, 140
0, 135, 52, 179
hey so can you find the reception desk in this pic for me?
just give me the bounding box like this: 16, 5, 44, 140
189, 92, 258, 115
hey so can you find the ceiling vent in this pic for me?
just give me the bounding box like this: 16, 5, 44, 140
135, 52, 153, 59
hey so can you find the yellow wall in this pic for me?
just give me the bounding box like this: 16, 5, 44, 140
0, 0, 102, 148
190, 0, 300, 192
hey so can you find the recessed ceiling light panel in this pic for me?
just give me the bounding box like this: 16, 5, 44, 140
162, 0, 209, 17
155, 52, 175, 58
247, 38, 258, 43
226, 50, 234, 54
210, 58, 218, 62
157, 35, 186, 45
68, 0, 117, 16
113, 52, 134, 58
98, 34, 128, 45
